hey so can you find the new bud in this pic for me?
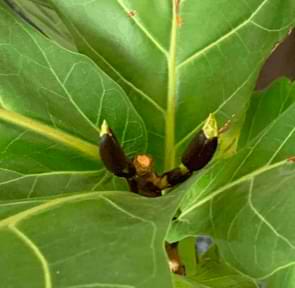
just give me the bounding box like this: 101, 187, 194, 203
99, 120, 135, 178
181, 114, 218, 172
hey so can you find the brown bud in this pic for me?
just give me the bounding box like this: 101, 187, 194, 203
181, 131, 218, 172
99, 121, 135, 178
162, 167, 191, 186
181, 114, 218, 172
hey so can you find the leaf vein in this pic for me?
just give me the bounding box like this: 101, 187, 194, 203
10, 226, 52, 288
176, 66, 256, 148
177, 0, 270, 69
0, 108, 99, 160
116, 0, 169, 57
248, 178, 295, 250
16, 19, 100, 133
179, 160, 288, 219
65, 20, 165, 115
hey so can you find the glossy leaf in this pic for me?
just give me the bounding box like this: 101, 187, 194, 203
239, 78, 295, 147
0, 191, 182, 287
0, 3, 146, 196
1, 1, 295, 287
0, 169, 128, 201
29, 0, 295, 170
169, 79, 295, 279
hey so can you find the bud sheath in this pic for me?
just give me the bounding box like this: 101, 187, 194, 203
99, 121, 135, 178
181, 114, 218, 172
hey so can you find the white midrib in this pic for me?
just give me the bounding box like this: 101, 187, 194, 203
165, 0, 177, 170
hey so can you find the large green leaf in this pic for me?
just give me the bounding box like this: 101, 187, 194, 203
0, 7, 180, 287
28, 0, 295, 170
239, 77, 295, 147
169, 79, 295, 279
1, 1, 295, 287
0, 3, 147, 197
0, 191, 182, 287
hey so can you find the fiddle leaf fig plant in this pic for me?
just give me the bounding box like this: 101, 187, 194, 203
0, 1, 295, 287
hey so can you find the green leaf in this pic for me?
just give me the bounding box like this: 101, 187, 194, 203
267, 265, 295, 288
239, 77, 295, 147
169, 79, 295, 278
0, 4, 146, 196
28, 0, 295, 170
0, 191, 182, 287
174, 275, 204, 288
9, 0, 76, 51
178, 237, 197, 276
0, 169, 129, 200
174, 245, 258, 288
1, 1, 295, 287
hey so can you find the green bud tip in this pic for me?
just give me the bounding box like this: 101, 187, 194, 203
203, 113, 218, 139
179, 163, 189, 174
100, 120, 110, 137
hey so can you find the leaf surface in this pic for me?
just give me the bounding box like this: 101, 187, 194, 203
1, 1, 295, 287
0, 191, 182, 288
0, 3, 146, 196
6, 0, 76, 50
169, 79, 295, 278
33, 0, 295, 170
267, 265, 295, 288
239, 78, 295, 147
174, 245, 257, 288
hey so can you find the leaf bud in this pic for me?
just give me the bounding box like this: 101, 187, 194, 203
181, 114, 218, 172
99, 120, 135, 178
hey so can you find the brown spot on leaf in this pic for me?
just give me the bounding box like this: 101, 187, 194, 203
176, 15, 183, 27
175, 0, 182, 27
175, 0, 181, 12
288, 156, 295, 163
127, 10, 136, 17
